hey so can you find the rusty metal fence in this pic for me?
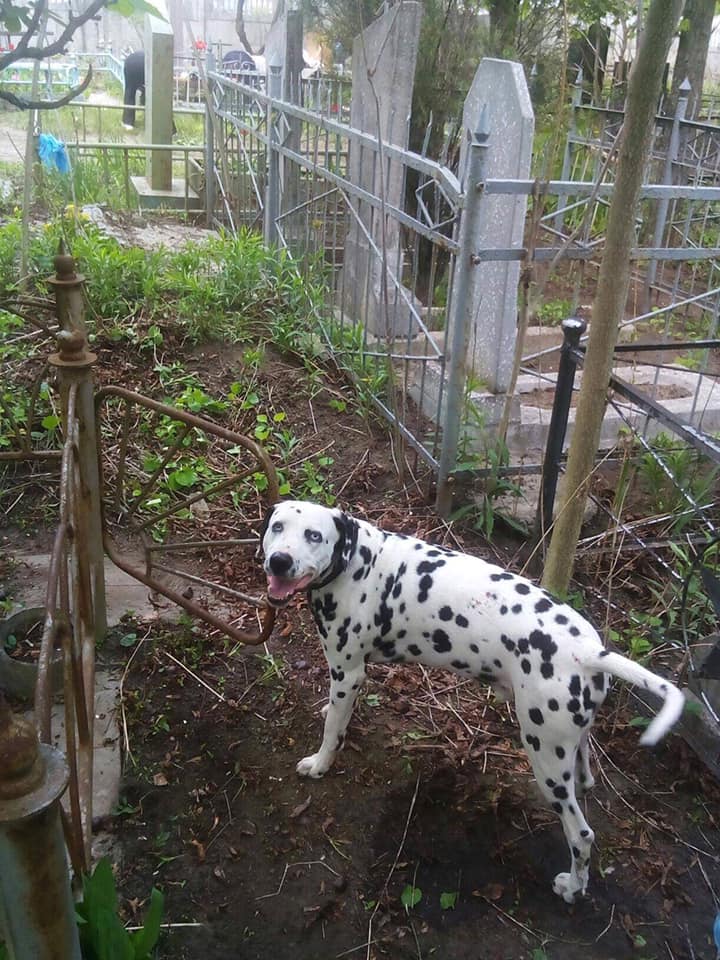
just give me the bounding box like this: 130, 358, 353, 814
1, 249, 279, 907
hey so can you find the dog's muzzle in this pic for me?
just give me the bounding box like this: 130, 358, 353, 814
266, 552, 315, 606
268, 552, 293, 575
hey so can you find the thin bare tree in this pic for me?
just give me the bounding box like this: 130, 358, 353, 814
541, 0, 686, 596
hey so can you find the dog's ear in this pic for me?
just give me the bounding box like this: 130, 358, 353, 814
255, 503, 276, 558
332, 510, 358, 566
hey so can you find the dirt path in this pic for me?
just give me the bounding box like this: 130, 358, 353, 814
0, 125, 26, 163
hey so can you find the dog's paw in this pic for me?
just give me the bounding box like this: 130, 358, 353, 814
296, 753, 332, 778
552, 873, 582, 904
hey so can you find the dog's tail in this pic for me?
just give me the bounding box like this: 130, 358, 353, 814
584, 651, 684, 746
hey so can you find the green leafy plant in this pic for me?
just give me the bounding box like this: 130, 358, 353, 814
75, 857, 163, 960
537, 297, 573, 326
440, 890, 458, 910
637, 432, 718, 532
400, 884, 422, 912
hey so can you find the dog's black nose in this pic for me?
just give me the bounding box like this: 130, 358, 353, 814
269, 552, 293, 575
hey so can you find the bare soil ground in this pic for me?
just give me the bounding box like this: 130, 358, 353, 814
109, 612, 720, 960
3, 324, 720, 960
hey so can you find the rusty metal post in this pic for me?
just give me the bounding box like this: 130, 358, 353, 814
48, 247, 107, 645
0, 695, 82, 960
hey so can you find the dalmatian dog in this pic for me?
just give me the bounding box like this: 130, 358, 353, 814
261, 500, 684, 903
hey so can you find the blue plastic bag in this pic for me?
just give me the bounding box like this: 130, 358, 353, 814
37, 133, 70, 174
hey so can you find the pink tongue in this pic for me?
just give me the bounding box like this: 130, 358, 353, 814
267, 574, 312, 599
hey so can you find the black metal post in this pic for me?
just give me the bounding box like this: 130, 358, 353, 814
536, 317, 587, 545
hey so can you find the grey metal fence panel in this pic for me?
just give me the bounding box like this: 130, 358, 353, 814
206, 68, 465, 477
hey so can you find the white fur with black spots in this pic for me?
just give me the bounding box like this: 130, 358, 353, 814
261, 500, 685, 903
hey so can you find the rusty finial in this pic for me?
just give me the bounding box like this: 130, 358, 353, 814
0, 692, 44, 800
53, 241, 76, 283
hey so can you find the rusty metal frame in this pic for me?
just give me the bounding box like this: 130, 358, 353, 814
95, 385, 278, 646
6, 249, 282, 882
34, 380, 95, 875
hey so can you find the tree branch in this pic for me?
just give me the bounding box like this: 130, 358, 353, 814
0, 64, 93, 110
0, 0, 108, 71
9, 0, 47, 61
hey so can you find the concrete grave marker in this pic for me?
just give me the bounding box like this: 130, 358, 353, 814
341, 2, 422, 336
458, 58, 534, 394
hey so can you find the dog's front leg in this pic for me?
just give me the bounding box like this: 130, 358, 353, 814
297, 665, 366, 778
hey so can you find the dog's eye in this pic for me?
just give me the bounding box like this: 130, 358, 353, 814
305, 529, 323, 543
271, 521, 283, 533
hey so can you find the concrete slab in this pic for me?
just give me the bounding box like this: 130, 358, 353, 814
9, 554, 171, 625
130, 175, 202, 211
33, 670, 123, 822
8, 556, 166, 835
404, 327, 720, 459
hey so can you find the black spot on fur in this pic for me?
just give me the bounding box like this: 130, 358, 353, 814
515, 583, 531, 595
408, 644, 422, 656
432, 629, 452, 653
529, 708, 544, 726
451, 660, 469, 670
439, 606, 453, 621
548, 698, 559, 711
569, 626, 580, 637
512, 604, 522, 614
592, 672, 605, 692
555, 613, 568, 625
470, 643, 479, 654
335, 617, 351, 652
535, 597, 553, 613
541, 663, 554, 679
418, 575, 433, 602
521, 658, 531, 674
455, 614, 469, 628
553, 785, 568, 799
526, 734, 541, 752
568, 675, 581, 696
490, 572, 514, 582
555, 746, 566, 759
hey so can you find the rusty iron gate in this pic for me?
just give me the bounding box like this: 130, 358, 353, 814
3, 249, 278, 878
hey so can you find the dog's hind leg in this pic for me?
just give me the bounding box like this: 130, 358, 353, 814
297, 665, 366, 778
521, 730, 595, 902
575, 731, 595, 793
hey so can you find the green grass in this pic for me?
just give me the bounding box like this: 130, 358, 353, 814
0, 216, 324, 347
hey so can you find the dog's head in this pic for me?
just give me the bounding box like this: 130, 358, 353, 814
260, 500, 358, 607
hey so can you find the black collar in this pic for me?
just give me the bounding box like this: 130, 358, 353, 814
307, 513, 359, 593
